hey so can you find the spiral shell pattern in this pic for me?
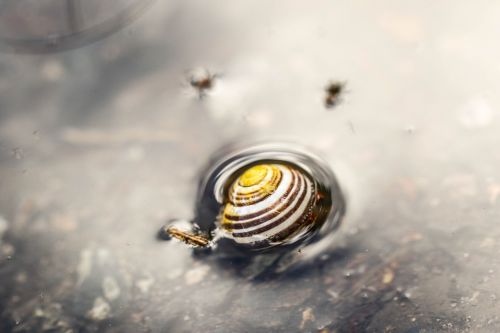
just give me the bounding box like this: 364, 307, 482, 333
220, 163, 320, 248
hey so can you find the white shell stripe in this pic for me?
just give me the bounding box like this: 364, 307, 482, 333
232, 177, 313, 244
232, 167, 281, 205
230, 169, 303, 231
226, 165, 293, 217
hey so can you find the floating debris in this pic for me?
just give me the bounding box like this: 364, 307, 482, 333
324, 81, 346, 109
187, 68, 219, 99
165, 226, 210, 248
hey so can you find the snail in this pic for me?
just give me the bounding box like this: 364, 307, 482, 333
159, 143, 345, 255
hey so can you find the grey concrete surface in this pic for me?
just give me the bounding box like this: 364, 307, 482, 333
1, 1, 500, 332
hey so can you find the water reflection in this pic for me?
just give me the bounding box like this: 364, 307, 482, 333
0, 0, 155, 53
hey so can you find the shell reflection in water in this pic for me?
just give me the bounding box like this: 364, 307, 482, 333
160, 143, 345, 254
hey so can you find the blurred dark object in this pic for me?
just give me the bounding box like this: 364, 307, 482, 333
0, 0, 154, 53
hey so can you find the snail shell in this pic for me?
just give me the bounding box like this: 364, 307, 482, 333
219, 163, 327, 250
160, 143, 344, 255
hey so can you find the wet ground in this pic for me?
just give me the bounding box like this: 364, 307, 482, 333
2, 1, 500, 332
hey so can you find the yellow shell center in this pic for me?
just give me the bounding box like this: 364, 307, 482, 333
238, 165, 268, 187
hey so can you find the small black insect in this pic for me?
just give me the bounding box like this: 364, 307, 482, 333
187, 68, 219, 99
324, 81, 346, 109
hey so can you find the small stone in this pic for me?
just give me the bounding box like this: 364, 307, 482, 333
77, 249, 93, 285
87, 297, 111, 321
51, 213, 78, 231
15, 272, 28, 284
136, 275, 155, 294
184, 265, 210, 285
300, 307, 315, 329
102, 276, 121, 301
382, 268, 395, 284
326, 288, 339, 299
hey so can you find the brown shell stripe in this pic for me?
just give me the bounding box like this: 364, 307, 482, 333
232, 173, 310, 238
225, 170, 302, 230
223, 168, 298, 223
267, 185, 317, 243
